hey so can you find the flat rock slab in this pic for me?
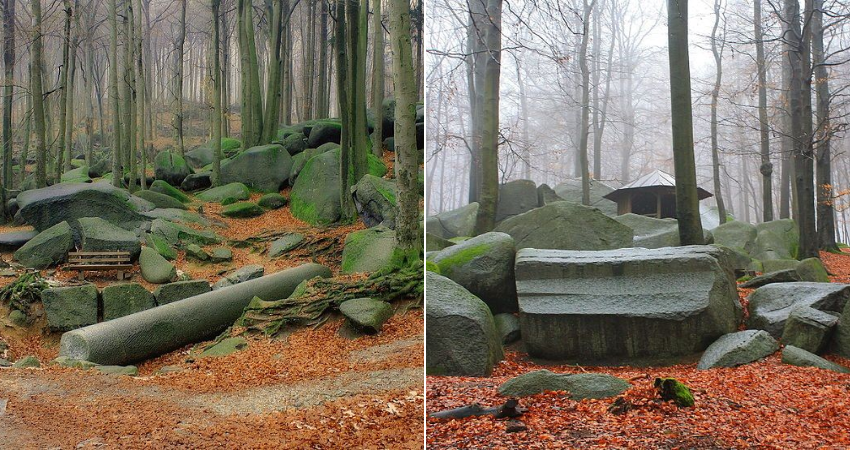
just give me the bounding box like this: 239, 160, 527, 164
0, 230, 37, 251
740, 269, 801, 289
153, 280, 212, 305
498, 370, 630, 399
782, 345, 849, 373
515, 246, 740, 362
697, 330, 779, 370
746, 282, 850, 337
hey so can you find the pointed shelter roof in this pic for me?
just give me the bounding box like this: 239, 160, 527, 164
602, 169, 713, 202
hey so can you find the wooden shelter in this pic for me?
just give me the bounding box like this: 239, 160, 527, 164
602, 170, 712, 219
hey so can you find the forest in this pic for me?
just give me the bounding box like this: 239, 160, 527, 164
426, 0, 850, 447
0, 0, 426, 447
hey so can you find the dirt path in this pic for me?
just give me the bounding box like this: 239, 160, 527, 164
0, 312, 424, 449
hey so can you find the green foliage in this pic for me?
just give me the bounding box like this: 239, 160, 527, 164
654, 377, 694, 407
0, 272, 48, 314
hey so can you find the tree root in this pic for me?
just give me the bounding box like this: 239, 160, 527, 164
429, 399, 526, 420
236, 263, 423, 336
0, 272, 47, 314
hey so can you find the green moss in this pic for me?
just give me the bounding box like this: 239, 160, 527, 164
425, 260, 440, 274
737, 275, 753, 283
375, 184, 397, 206
654, 377, 694, 407
290, 195, 322, 225
150, 180, 191, 203
367, 153, 387, 177
221, 196, 238, 206
435, 244, 490, 275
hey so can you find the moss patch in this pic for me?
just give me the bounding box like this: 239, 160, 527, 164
654, 377, 694, 407
434, 243, 490, 276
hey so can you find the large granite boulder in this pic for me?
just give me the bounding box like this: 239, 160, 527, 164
339, 297, 394, 333
42, 284, 98, 331
61, 166, 91, 184
782, 345, 849, 373
426, 272, 503, 376
752, 219, 799, 261
221, 202, 264, 218
797, 257, 830, 282
133, 190, 187, 210
351, 174, 397, 228
181, 172, 212, 192
739, 269, 802, 289
427, 203, 479, 239
196, 182, 250, 203
149, 218, 220, 247
536, 184, 565, 206
0, 229, 38, 251
307, 121, 342, 147
341, 227, 396, 274
495, 179, 538, 223
17, 183, 147, 232
552, 179, 617, 215
153, 280, 212, 305
78, 217, 142, 260
280, 132, 308, 156
14, 221, 74, 269
220, 144, 293, 192
498, 370, 630, 399
153, 151, 193, 187
712, 221, 757, 255
495, 201, 633, 250
101, 283, 156, 321
288, 144, 338, 185
430, 232, 517, 314
139, 246, 176, 284
149, 180, 191, 203
613, 214, 679, 249
832, 301, 850, 358
184, 138, 241, 169
515, 246, 740, 361
290, 150, 341, 225
746, 282, 850, 337
781, 305, 838, 354
697, 330, 779, 369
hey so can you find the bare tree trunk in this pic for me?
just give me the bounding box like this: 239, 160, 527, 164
1, 0, 14, 216
577, 0, 594, 205
371, 0, 385, 157
109, 0, 122, 187
710, 0, 727, 224
388, 0, 420, 263
754, 0, 773, 222
262, 0, 284, 143
667, 0, 704, 244
135, 0, 147, 189
212, 0, 223, 187
515, 57, 530, 180
84, 7, 96, 167
317, 0, 329, 118
57, 0, 73, 180
173, 0, 187, 155
812, 0, 837, 251
31, 0, 48, 188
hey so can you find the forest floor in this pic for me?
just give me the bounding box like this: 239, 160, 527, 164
0, 174, 424, 448
426, 250, 850, 449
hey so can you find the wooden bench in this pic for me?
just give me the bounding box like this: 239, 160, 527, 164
66, 251, 134, 281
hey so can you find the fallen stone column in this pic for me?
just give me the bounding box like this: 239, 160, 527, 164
60, 263, 331, 365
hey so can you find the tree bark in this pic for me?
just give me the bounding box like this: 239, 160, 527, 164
667, 0, 704, 245
754, 0, 773, 222
173, 0, 187, 155
212, 0, 223, 187
31, 0, 48, 188
577, 0, 594, 205
371, 0, 385, 157
812, 0, 837, 251
710, 0, 727, 225
1, 0, 14, 216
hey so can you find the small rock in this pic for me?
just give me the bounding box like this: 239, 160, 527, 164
339, 298, 393, 333
258, 193, 287, 209
139, 246, 177, 284
782, 345, 850, 373
12, 355, 40, 368
185, 243, 210, 261
53, 356, 98, 369
697, 330, 779, 370
269, 233, 304, 258
221, 202, 265, 218
505, 420, 527, 433
740, 269, 802, 289
200, 337, 248, 358
209, 247, 233, 263
498, 370, 630, 400
213, 265, 264, 289
8, 309, 27, 326
95, 365, 138, 376
781, 305, 838, 354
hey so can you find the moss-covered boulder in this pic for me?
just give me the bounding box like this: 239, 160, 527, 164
290, 149, 386, 225
61, 166, 91, 184
145, 232, 177, 260
153, 279, 212, 305
185, 138, 241, 169
281, 132, 308, 156
220, 144, 292, 192
426, 272, 503, 376
79, 217, 141, 260
307, 121, 342, 147
288, 145, 338, 185
712, 221, 757, 255
752, 219, 799, 261
196, 182, 250, 203
102, 283, 156, 321
762, 259, 800, 273
494, 201, 633, 250
654, 378, 694, 407
12, 355, 40, 368
17, 183, 148, 232
222, 202, 264, 218
339, 297, 393, 333
154, 151, 193, 187
150, 218, 220, 247
133, 190, 187, 210
430, 232, 517, 314
498, 370, 630, 400
495, 179, 538, 223
181, 172, 212, 192
341, 227, 396, 274
258, 193, 287, 209
139, 246, 176, 284
425, 233, 454, 252
352, 174, 397, 228
797, 257, 830, 282
200, 337, 248, 358
149, 180, 191, 203
185, 243, 209, 261
14, 221, 74, 269
42, 284, 98, 331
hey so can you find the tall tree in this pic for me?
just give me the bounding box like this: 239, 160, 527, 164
237, 0, 264, 146
754, 0, 773, 222
1, 0, 15, 216
667, 0, 704, 245
577, 0, 595, 205
109, 0, 123, 187
31, 0, 47, 188
173, 0, 187, 155
371, 0, 385, 157
56, 0, 73, 180
469, 0, 502, 234
812, 0, 837, 250
710, 0, 727, 225
262, 0, 284, 144
316, 0, 330, 118
388, 0, 419, 263
212, 0, 223, 186
135, 0, 148, 189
